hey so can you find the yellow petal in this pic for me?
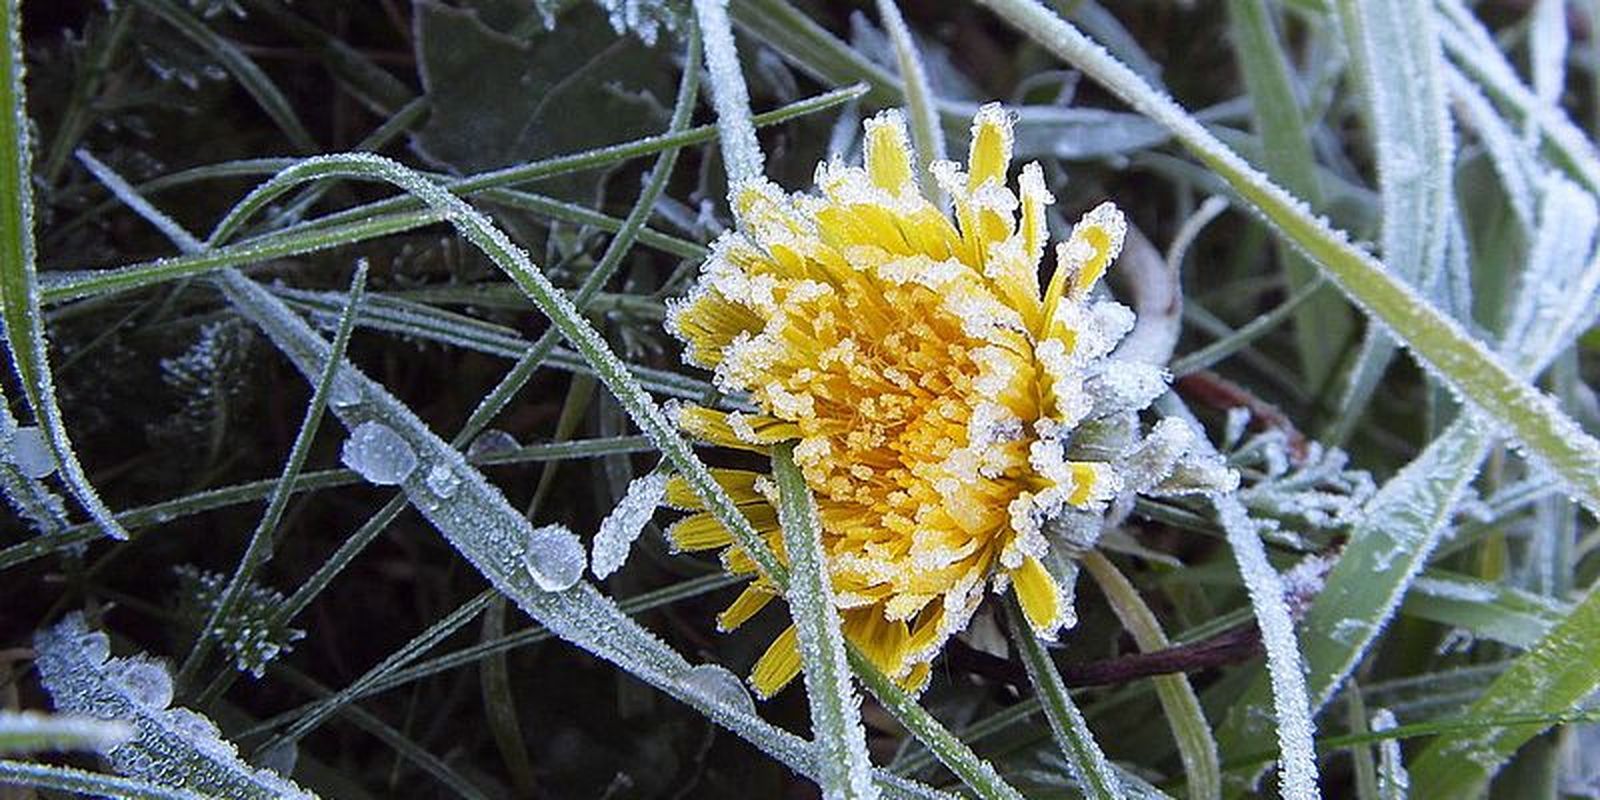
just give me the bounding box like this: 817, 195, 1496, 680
844, 608, 910, 677
865, 109, 916, 193
1067, 461, 1114, 507
666, 289, 764, 369
675, 406, 800, 451
750, 625, 802, 698
667, 504, 778, 552
1013, 555, 1064, 636
1042, 202, 1127, 330
896, 661, 932, 694
664, 469, 765, 510
717, 582, 776, 631
967, 103, 1014, 190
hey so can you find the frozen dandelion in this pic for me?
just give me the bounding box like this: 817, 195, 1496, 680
666, 104, 1163, 697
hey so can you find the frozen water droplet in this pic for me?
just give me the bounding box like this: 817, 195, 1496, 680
591, 472, 668, 579
524, 523, 585, 592
340, 422, 417, 485
424, 464, 460, 499
165, 708, 223, 750
255, 738, 299, 778
680, 663, 756, 717
117, 659, 174, 708
7, 426, 55, 479
466, 429, 520, 461
76, 631, 111, 663
328, 371, 362, 408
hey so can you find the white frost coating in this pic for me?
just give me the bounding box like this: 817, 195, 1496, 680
1212, 497, 1321, 800
340, 421, 418, 486
679, 663, 758, 717
1370, 709, 1409, 800
525, 523, 587, 592
424, 463, 460, 499
694, 0, 765, 190
5, 425, 55, 478
591, 471, 669, 579
327, 371, 363, 408
33, 614, 318, 799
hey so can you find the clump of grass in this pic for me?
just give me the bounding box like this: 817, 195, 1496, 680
2, 1, 1598, 798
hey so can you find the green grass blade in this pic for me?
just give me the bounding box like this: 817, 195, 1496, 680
1003, 594, 1127, 800
0, 2, 130, 541
773, 443, 879, 800
1324, 0, 1457, 445
1226, 0, 1352, 392
1082, 552, 1219, 800
1407, 586, 1600, 797
976, 0, 1600, 519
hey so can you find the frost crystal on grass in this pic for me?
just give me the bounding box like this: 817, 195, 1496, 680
340, 421, 418, 485
591, 471, 669, 579
525, 523, 587, 592
424, 463, 460, 499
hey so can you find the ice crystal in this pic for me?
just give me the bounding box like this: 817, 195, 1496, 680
175, 566, 306, 678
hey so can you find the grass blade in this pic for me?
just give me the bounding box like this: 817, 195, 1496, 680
1324, 0, 1457, 445
0, 760, 208, 800
694, 0, 765, 189
1082, 551, 1219, 800
1003, 594, 1127, 800
874, 0, 945, 198
975, 0, 1600, 519
0, 1, 129, 541
773, 443, 879, 800
1226, 0, 1352, 392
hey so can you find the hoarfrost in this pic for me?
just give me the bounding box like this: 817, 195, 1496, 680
340, 421, 417, 485
591, 471, 668, 579
525, 523, 587, 592
1371, 708, 1409, 800
424, 463, 460, 499
33, 614, 317, 799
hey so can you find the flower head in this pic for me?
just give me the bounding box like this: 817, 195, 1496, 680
666, 104, 1141, 697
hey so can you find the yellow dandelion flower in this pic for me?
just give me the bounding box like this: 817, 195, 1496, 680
666, 103, 1134, 698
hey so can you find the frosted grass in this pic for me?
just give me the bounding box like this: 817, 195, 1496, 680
0, 5, 129, 541
34, 614, 317, 799
216, 213, 950, 800
0, 710, 131, 755
773, 444, 879, 800
694, 0, 765, 189
976, 0, 1600, 521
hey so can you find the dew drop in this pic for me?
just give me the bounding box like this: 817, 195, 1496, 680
117, 659, 174, 708
466, 429, 520, 461
340, 422, 417, 485
524, 523, 586, 592
7, 425, 55, 479
328, 371, 362, 409
679, 663, 757, 717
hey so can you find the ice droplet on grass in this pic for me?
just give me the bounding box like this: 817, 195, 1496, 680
591, 472, 668, 579
7, 425, 56, 479
525, 523, 586, 592
466, 429, 520, 461
340, 421, 417, 485
680, 663, 757, 717
328, 371, 362, 408
424, 463, 460, 499
116, 659, 174, 708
